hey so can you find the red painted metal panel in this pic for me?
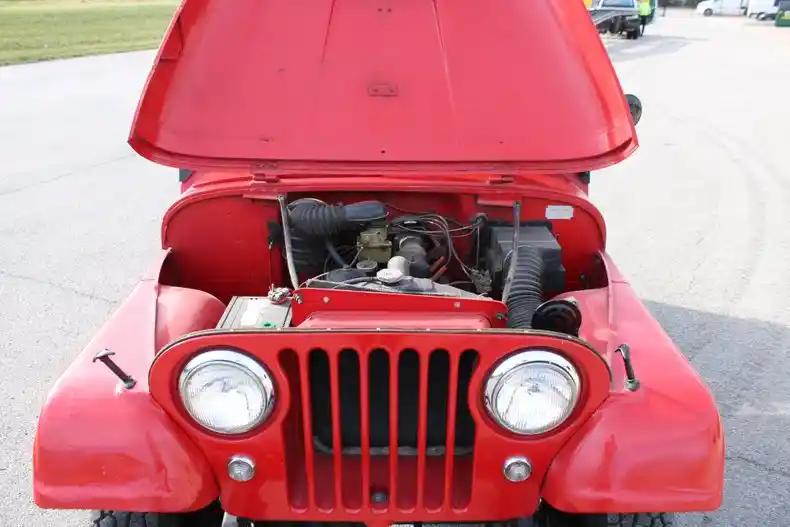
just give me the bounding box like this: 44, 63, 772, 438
541, 276, 725, 513
129, 0, 637, 173
291, 288, 507, 328
33, 255, 225, 511
299, 312, 492, 330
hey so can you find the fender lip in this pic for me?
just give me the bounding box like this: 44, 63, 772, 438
541, 387, 724, 513
541, 277, 725, 513
33, 389, 219, 512
32, 258, 223, 512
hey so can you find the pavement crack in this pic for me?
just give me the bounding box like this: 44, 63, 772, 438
0, 271, 117, 304
686, 256, 707, 292
726, 454, 790, 480
0, 154, 133, 197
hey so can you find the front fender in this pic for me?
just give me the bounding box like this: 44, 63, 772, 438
33, 251, 226, 512
542, 278, 724, 513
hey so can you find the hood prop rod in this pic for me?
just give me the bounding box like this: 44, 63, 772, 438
501, 200, 521, 305
277, 195, 300, 290
615, 343, 640, 391
92, 349, 136, 389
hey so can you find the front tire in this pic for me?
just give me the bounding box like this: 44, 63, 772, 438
92, 511, 183, 527
703, 8, 714, 15
608, 513, 675, 526
538, 506, 675, 527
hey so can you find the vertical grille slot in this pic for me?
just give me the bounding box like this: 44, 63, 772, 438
307, 349, 335, 510
296, 349, 317, 509
358, 350, 371, 510
285, 345, 479, 513
278, 349, 308, 511
441, 349, 459, 511
422, 350, 450, 510
452, 349, 479, 509
328, 350, 344, 510
396, 349, 420, 510
368, 349, 390, 510
338, 349, 362, 509
415, 349, 430, 509
388, 349, 399, 510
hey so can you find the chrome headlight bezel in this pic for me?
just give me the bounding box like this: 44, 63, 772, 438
178, 348, 276, 435
483, 349, 581, 436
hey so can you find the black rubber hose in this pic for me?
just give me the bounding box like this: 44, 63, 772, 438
325, 239, 348, 268
505, 246, 545, 329
288, 200, 387, 237
288, 201, 346, 237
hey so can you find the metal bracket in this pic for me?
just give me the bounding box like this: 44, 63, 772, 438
92, 349, 136, 389
615, 343, 640, 391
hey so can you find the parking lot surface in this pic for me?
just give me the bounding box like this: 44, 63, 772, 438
1, 10, 789, 526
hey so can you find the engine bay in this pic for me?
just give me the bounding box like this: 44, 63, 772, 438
282, 198, 563, 299
214, 197, 587, 336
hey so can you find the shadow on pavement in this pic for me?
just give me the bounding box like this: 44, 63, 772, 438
643, 299, 790, 408
603, 34, 705, 61
644, 300, 727, 362
641, 300, 790, 525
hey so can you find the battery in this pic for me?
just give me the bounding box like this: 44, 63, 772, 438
216, 296, 292, 329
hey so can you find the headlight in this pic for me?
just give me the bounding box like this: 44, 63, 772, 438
484, 350, 580, 435
179, 349, 275, 434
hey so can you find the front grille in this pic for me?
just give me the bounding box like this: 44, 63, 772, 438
279, 347, 480, 513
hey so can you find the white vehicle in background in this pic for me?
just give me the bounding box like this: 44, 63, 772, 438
696, 0, 748, 15
746, 0, 779, 19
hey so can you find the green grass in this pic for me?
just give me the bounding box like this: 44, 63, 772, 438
0, 0, 179, 66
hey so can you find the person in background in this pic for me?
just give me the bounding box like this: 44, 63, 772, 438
638, 0, 652, 34
659, 0, 668, 16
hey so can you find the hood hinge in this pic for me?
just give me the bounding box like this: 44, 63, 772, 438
252, 172, 280, 183
252, 162, 281, 183
488, 174, 515, 184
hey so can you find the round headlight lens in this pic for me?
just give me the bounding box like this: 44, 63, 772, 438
484, 350, 580, 435
179, 349, 275, 434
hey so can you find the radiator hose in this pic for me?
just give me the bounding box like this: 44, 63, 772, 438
288, 199, 387, 237
505, 246, 545, 329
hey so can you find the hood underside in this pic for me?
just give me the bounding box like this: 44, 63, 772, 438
129, 0, 638, 173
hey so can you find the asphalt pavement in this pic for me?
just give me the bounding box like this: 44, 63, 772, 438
2, 10, 790, 527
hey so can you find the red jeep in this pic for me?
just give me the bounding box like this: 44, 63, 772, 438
32, 0, 724, 526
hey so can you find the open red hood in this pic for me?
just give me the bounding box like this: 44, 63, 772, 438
129, 0, 638, 174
